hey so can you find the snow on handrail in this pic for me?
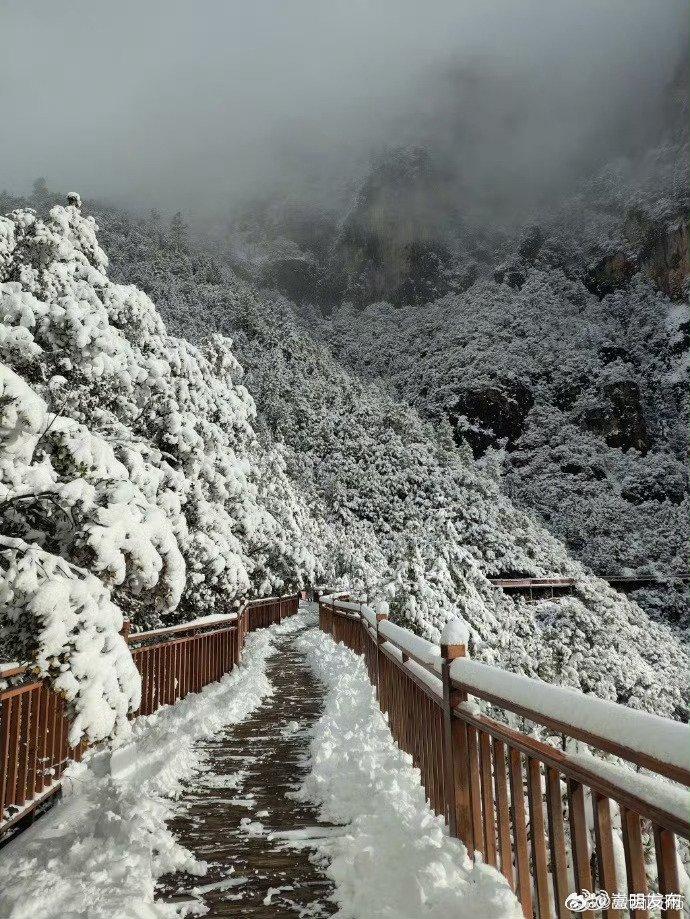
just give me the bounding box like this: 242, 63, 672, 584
453, 700, 690, 836
128, 612, 239, 643
0, 662, 26, 678
246, 591, 300, 605
127, 593, 300, 643
360, 605, 378, 628
404, 657, 443, 700
327, 598, 441, 674
325, 595, 391, 629
378, 619, 440, 669
319, 592, 350, 605
330, 599, 364, 612
324, 592, 690, 784
449, 655, 690, 781
568, 750, 690, 825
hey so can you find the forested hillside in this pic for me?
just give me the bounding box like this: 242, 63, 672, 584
5, 190, 687, 729
0, 178, 687, 744
315, 127, 689, 589
0, 200, 320, 743
221, 57, 690, 627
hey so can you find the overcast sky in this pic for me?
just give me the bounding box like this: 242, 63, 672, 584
0, 0, 687, 220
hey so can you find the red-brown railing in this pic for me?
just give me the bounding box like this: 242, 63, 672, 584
246, 593, 299, 631
319, 594, 690, 919
0, 592, 300, 840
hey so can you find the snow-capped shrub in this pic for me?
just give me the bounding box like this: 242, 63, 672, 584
0, 538, 139, 746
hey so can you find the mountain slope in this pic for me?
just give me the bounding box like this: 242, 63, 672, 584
0, 200, 318, 743
84, 198, 690, 720
0, 191, 686, 730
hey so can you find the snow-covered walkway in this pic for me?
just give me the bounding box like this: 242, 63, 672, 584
157, 607, 520, 918
157, 613, 339, 917
293, 621, 521, 919
0, 618, 281, 919
1, 607, 521, 918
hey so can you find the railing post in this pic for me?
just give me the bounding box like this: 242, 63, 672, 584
239, 605, 247, 655
375, 610, 388, 702
441, 620, 473, 854
120, 618, 131, 642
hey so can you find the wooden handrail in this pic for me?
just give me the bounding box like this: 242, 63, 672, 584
489, 577, 576, 588
127, 614, 238, 643
450, 704, 689, 838
0, 664, 28, 681
0, 591, 301, 841
246, 591, 301, 606
324, 596, 690, 785
448, 671, 690, 787
319, 594, 689, 919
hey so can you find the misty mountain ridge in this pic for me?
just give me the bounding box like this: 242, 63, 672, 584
211, 68, 688, 626
2, 48, 687, 631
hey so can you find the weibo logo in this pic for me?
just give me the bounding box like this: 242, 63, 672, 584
565, 890, 611, 912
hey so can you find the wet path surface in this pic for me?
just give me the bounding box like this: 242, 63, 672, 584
157, 619, 340, 917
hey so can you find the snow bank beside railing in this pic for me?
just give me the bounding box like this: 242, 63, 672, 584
448, 657, 690, 773
296, 627, 522, 919
0, 616, 296, 919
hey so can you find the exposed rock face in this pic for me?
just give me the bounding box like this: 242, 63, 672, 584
328, 147, 459, 307
585, 252, 637, 297
449, 381, 534, 454
260, 257, 327, 304
493, 262, 526, 289
586, 211, 689, 301
578, 380, 650, 454
517, 226, 545, 262
493, 226, 546, 290
639, 218, 689, 300
389, 240, 452, 306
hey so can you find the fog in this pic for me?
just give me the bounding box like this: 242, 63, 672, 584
0, 0, 687, 225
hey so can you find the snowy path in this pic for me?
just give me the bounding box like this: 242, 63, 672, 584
1, 608, 520, 919
157, 615, 339, 917
158, 609, 520, 919
293, 625, 522, 919
0, 619, 281, 919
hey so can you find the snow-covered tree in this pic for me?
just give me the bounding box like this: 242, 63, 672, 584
0, 200, 317, 743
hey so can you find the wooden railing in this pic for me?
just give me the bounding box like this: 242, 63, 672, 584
0, 592, 300, 841
488, 575, 690, 601
489, 577, 576, 599
246, 593, 300, 631
319, 594, 690, 919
